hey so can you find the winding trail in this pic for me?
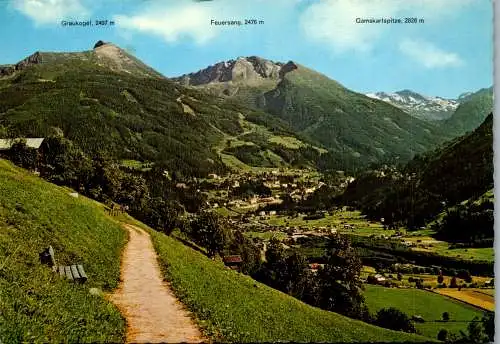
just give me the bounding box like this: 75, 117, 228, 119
109, 224, 205, 343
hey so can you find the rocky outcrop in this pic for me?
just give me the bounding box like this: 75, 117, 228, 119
0, 65, 15, 77
279, 61, 298, 79
0, 52, 43, 77
174, 56, 296, 86
94, 40, 108, 49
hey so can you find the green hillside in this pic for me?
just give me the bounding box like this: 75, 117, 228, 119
341, 113, 493, 236
0, 159, 126, 342
443, 87, 493, 136
364, 285, 486, 339
417, 113, 493, 210
139, 220, 432, 343
0, 44, 326, 176
264, 65, 451, 166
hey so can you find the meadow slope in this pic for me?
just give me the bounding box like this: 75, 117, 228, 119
0, 159, 126, 342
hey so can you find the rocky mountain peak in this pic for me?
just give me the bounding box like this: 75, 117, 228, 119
92, 42, 163, 78
173, 56, 297, 86
93, 40, 109, 49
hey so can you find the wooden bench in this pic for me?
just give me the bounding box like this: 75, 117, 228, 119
58, 264, 88, 284
39, 246, 88, 284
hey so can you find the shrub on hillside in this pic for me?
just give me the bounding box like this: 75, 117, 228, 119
190, 211, 233, 257
6, 140, 39, 170
437, 329, 448, 341
375, 307, 416, 333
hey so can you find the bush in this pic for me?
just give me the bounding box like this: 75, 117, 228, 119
190, 211, 233, 257
375, 307, 416, 333
437, 329, 448, 341
450, 277, 458, 288
458, 269, 473, 283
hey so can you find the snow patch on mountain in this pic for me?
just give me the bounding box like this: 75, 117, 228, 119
366, 90, 459, 121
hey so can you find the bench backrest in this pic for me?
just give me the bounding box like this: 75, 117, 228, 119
39, 245, 56, 267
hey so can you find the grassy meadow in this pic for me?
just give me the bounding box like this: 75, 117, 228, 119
0, 159, 126, 342
363, 285, 487, 339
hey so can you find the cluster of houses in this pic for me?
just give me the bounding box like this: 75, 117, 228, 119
201, 170, 337, 212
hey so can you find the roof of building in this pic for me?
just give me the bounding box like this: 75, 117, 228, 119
0, 138, 45, 150
223, 255, 243, 264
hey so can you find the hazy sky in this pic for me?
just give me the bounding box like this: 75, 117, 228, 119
0, 0, 493, 98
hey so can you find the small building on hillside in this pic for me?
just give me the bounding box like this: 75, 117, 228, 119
0, 138, 45, 152
223, 255, 243, 271
0, 138, 45, 171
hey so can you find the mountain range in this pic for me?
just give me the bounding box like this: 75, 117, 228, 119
0, 43, 333, 176
365, 88, 493, 130
0, 43, 493, 176
175, 56, 460, 170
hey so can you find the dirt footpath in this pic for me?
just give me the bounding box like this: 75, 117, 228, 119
109, 224, 205, 343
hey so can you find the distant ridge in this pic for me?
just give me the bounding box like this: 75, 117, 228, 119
365, 90, 459, 121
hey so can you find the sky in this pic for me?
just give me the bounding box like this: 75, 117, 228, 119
0, 0, 493, 99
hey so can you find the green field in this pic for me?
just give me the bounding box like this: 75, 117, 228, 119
265, 211, 396, 236
266, 211, 493, 263
412, 242, 494, 262
401, 233, 494, 263
245, 231, 288, 241
363, 285, 486, 340
120, 159, 153, 171
268, 135, 308, 149
140, 217, 433, 343
0, 159, 126, 342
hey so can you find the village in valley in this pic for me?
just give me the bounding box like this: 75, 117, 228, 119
167, 166, 494, 297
